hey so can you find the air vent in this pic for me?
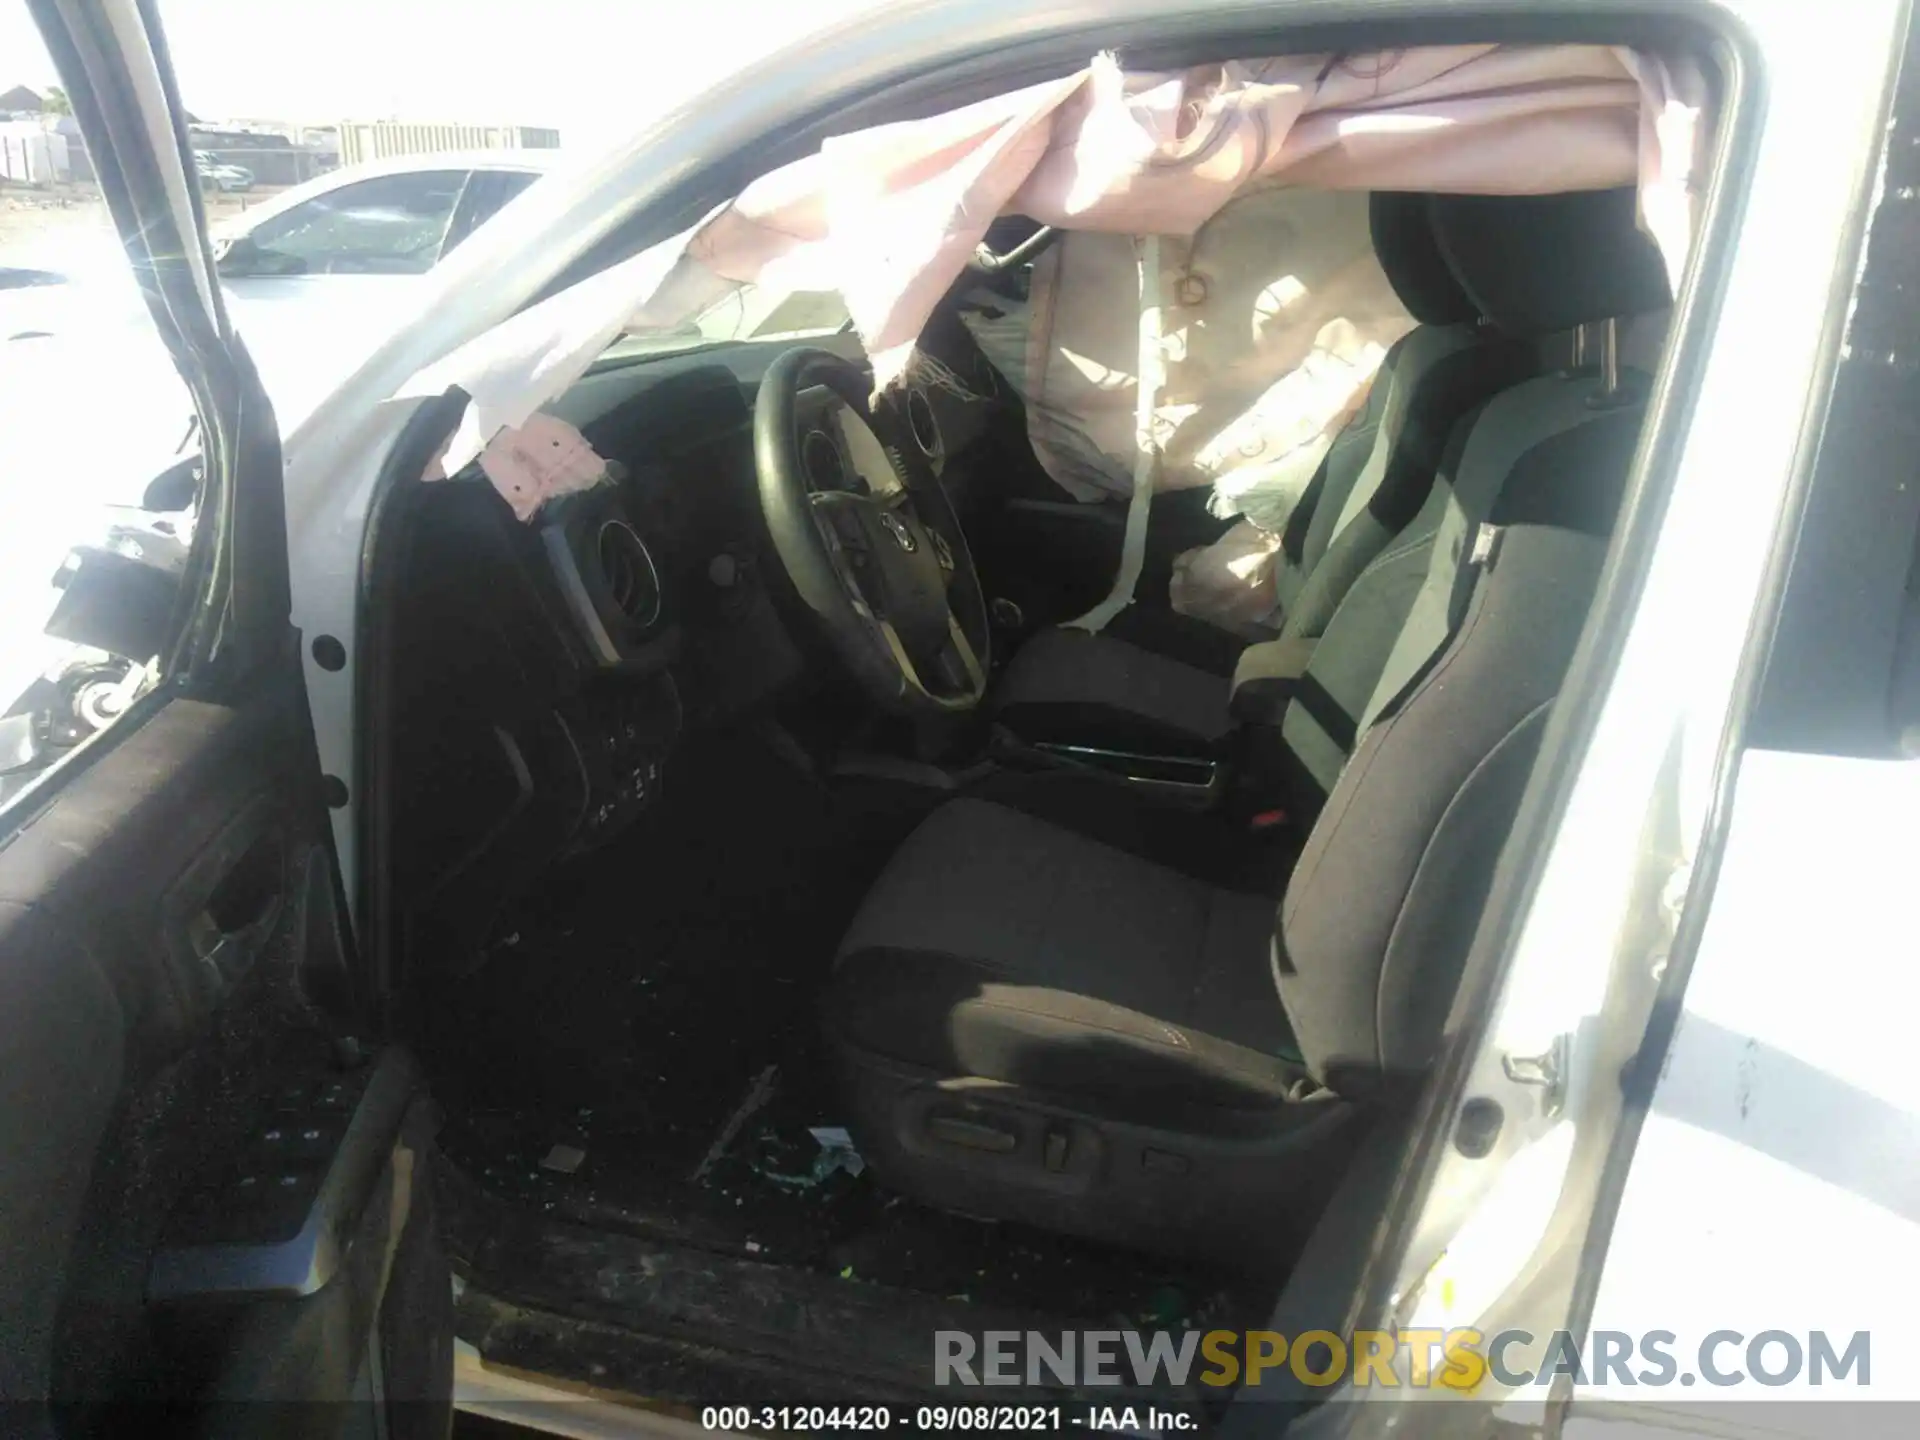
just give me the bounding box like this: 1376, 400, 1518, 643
597, 520, 662, 628
906, 387, 942, 462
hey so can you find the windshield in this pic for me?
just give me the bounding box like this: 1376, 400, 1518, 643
601, 281, 850, 361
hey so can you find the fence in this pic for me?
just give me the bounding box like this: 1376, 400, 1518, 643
336, 121, 560, 166
0, 123, 69, 185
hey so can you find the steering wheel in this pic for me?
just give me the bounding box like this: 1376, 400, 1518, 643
754, 348, 991, 715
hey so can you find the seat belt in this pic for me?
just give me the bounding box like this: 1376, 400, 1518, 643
1067, 234, 1163, 632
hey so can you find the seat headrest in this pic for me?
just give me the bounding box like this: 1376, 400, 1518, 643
1369, 192, 1479, 326
1430, 187, 1671, 337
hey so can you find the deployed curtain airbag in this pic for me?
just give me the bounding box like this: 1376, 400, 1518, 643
403, 42, 1706, 626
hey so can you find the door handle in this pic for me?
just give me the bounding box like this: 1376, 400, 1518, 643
189, 825, 287, 987
163, 796, 289, 1011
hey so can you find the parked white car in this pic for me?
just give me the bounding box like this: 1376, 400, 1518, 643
206, 150, 559, 424
0, 150, 561, 763
4, 149, 559, 396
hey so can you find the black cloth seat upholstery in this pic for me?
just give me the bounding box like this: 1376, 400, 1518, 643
988, 192, 1534, 757
986, 624, 1240, 754
824, 187, 1672, 1260
834, 796, 1300, 1126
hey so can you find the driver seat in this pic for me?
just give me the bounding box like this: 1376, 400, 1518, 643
820, 188, 1671, 1261
986, 192, 1535, 759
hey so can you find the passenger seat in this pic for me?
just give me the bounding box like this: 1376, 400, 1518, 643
987, 193, 1537, 759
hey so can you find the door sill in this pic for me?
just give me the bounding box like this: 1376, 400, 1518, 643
456, 1335, 722, 1439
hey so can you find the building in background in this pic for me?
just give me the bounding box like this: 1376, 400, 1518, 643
223, 120, 341, 148
48, 116, 91, 181
336, 121, 560, 167
0, 85, 560, 192
0, 86, 81, 185
0, 119, 68, 184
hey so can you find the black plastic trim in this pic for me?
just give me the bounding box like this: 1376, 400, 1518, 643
148, 1049, 423, 1301
355, 387, 477, 1018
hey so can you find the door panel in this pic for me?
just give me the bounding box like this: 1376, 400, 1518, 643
9, 2, 455, 1426
0, 902, 122, 1411
0, 668, 447, 1430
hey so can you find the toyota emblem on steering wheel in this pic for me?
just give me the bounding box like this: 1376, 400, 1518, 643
880, 512, 917, 552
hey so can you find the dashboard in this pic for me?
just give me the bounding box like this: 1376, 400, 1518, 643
386, 330, 1004, 961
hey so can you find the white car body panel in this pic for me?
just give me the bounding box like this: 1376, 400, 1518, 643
1582, 751, 1920, 1413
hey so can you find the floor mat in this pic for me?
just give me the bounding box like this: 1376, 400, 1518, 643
421, 726, 903, 1148
421, 728, 1271, 1329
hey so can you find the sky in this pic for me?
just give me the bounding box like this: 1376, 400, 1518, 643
1, 0, 886, 149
